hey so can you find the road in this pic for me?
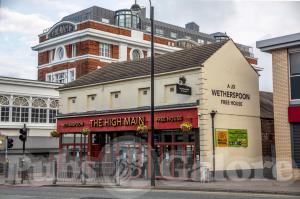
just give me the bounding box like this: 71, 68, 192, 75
0, 186, 299, 199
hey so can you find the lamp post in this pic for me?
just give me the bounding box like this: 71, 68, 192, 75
131, 0, 155, 186
210, 110, 217, 181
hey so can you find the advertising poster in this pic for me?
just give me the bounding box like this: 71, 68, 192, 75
228, 129, 248, 147
215, 129, 228, 147
215, 129, 248, 148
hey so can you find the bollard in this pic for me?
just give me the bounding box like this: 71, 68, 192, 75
52, 160, 57, 185
115, 160, 120, 186
12, 163, 17, 185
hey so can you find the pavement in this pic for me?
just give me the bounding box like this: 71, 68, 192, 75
0, 186, 299, 199
2, 177, 299, 196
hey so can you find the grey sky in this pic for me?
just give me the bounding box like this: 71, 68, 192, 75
0, 0, 300, 91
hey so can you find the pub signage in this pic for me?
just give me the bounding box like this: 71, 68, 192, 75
90, 117, 145, 127
211, 84, 250, 107
176, 84, 192, 95
48, 22, 75, 39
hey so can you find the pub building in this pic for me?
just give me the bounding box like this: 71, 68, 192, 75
57, 40, 264, 180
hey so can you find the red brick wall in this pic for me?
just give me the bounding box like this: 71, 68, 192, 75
38, 51, 49, 65
143, 34, 175, 46
76, 40, 100, 56
38, 58, 108, 81
246, 57, 258, 65
77, 21, 131, 37
127, 47, 132, 61
112, 45, 119, 59
143, 50, 148, 58
39, 35, 47, 43
65, 44, 72, 58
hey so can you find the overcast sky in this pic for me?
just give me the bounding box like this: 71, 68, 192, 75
0, 0, 300, 91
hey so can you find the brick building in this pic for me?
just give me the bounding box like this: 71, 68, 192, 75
257, 33, 300, 181
32, 4, 259, 84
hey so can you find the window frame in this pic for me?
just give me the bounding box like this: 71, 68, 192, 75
100, 43, 112, 58
289, 50, 300, 103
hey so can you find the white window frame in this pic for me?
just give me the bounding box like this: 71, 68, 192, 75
170, 32, 177, 39
130, 48, 144, 60
100, 43, 111, 58
289, 50, 300, 103
198, 39, 204, 45
101, 18, 110, 24
45, 68, 76, 83
71, 43, 76, 58
155, 28, 164, 35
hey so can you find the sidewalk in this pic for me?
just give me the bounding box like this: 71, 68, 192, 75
1, 177, 300, 196
47, 179, 300, 196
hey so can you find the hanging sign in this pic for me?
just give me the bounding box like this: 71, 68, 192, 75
176, 84, 192, 95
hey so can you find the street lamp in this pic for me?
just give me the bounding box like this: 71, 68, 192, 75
210, 110, 217, 181
131, 0, 155, 187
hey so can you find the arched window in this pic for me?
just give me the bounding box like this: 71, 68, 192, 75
0, 95, 10, 122
12, 96, 29, 122
49, 100, 59, 123
31, 98, 47, 123
132, 49, 141, 61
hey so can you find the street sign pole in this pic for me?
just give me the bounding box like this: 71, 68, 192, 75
5, 137, 8, 161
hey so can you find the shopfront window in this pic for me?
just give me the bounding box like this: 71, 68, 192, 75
292, 124, 300, 168
290, 52, 300, 101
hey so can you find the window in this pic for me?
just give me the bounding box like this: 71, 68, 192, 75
68, 69, 76, 82
170, 32, 177, 39
101, 18, 110, 24
207, 41, 212, 44
146, 26, 151, 32
110, 91, 121, 108
138, 88, 150, 107
87, 94, 97, 111
292, 124, 300, 168
49, 49, 55, 63
68, 97, 77, 112
132, 49, 141, 61
115, 9, 141, 29
100, 43, 111, 58
0, 95, 10, 122
46, 68, 75, 83
46, 74, 52, 82
71, 44, 76, 57
49, 100, 58, 123
156, 28, 164, 35
31, 98, 47, 123
57, 47, 64, 60
12, 97, 29, 122
198, 39, 204, 45
290, 52, 300, 100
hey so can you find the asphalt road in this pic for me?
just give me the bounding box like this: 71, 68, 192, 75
0, 186, 299, 199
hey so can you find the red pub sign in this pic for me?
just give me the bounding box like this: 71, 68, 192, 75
57, 108, 198, 133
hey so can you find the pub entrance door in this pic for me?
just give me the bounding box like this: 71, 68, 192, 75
154, 130, 196, 180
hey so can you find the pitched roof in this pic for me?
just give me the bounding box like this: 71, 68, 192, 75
60, 41, 227, 90
260, 91, 274, 119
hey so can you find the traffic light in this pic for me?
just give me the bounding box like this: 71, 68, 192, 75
19, 125, 28, 142
7, 138, 14, 149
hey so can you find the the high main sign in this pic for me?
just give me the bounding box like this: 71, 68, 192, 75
48, 22, 75, 39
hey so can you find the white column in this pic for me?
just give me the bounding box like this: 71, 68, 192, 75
119, 43, 128, 61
